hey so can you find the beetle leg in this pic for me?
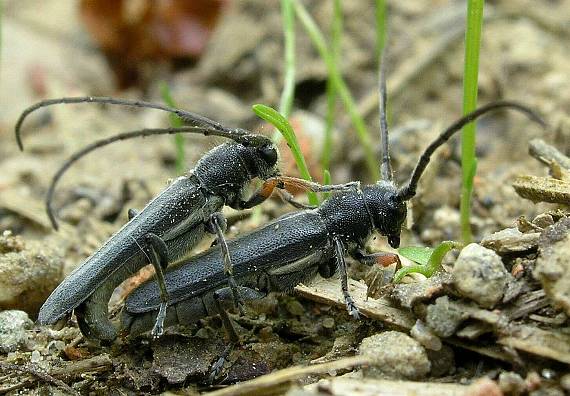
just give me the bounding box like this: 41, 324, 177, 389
127, 208, 139, 221
210, 286, 265, 383
143, 233, 170, 338
333, 238, 360, 319
276, 188, 316, 209
351, 248, 401, 268
238, 177, 360, 209
209, 342, 234, 385
208, 213, 245, 315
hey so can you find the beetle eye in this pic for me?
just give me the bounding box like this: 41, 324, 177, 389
259, 145, 278, 165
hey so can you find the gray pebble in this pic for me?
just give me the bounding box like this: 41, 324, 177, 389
411, 319, 442, 351
425, 296, 467, 337
359, 331, 430, 380
452, 243, 508, 308
0, 237, 64, 315
534, 218, 570, 316
0, 310, 33, 353
286, 300, 305, 316
426, 345, 455, 377
498, 372, 526, 396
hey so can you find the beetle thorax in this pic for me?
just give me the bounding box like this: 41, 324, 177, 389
318, 190, 375, 244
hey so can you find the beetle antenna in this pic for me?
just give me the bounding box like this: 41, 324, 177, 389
15, 96, 248, 150
45, 126, 254, 230
397, 101, 547, 201
378, 51, 392, 181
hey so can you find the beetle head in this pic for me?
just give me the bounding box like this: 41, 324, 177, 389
237, 133, 280, 179
363, 182, 407, 248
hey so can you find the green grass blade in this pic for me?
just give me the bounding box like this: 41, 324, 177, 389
293, 0, 380, 181
375, 0, 387, 63
460, 159, 478, 242
394, 241, 461, 283
460, 0, 485, 243
253, 104, 319, 206
321, 0, 342, 174
159, 82, 185, 175
277, 0, 296, 123
322, 169, 332, 200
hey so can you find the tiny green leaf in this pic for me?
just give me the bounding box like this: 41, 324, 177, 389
397, 246, 434, 266
394, 241, 461, 283
252, 104, 319, 206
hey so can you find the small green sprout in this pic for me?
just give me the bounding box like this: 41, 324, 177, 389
393, 241, 462, 283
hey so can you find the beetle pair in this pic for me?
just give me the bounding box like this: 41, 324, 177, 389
16, 97, 354, 341
18, 69, 544, 354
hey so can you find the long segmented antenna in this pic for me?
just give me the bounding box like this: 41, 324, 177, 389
15, 96, 247, 150
45, 126, 251, 230
397, 101, 547, 201
378, 51, 392, 181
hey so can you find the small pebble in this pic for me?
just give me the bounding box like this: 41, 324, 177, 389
359, 331, 430, 380
0, 310, 33, 353
466, 378, 502, 396
0, 238, 64, 315
0, 231, 25, 253
425, 296, 467, 337
560, 373, 570, 391
47, 340, 66, 353
525, 371, 541, 391
534, 218, 570, 316
286, 300, 305, 316
542, 368, 556, 380
410, 320, 442, 351
426, 345, 455, 377
194, 328, 210, 339
30, 350, 42, 363
258, 326, 273, 342
498, 372, 526, 396
452, 243, 509, 308
321, 317, 335, 329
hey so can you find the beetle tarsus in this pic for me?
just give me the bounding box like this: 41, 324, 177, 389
144, 233, 171, 338
208, 343, 234, 384
151, 302, 167, 338
345, 296, 360, 320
